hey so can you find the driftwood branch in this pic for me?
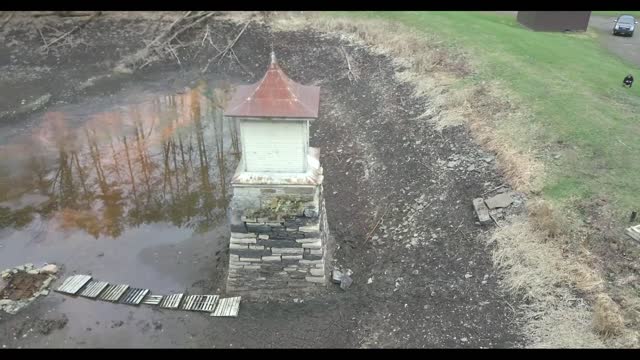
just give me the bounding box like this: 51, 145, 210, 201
41, 11, 101, 50
167, 45, 182, 66
163, 11, 214, 46
365, 207, 390, 244
34, 25, 48, 48
202, 21, 250, 73
340, 46, 359, 83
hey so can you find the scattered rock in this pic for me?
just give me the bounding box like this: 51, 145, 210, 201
26, 270, 39, 275
345, 269, 354, 277
367, 277, 374, 284
331, 270, 343, 284
484, 193, 513, 209
40, 264, 58, 274
464, 273, 473, 279
472, 198, 492, 225
340, 274, 353, 291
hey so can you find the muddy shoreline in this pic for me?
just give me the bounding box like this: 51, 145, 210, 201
0, 12, 524, 348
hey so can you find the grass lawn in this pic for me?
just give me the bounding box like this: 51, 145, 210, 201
593, 11, 640, 18
342, 11, 640, 214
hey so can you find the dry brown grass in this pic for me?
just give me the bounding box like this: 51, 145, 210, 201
217, 11, 640, 347
593, 293, 626, 338
264, 12, 544, 194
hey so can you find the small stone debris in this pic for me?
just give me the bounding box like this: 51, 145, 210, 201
331, 268, 353, 290
367, 277, 374, 284
626, 225, 640, 242
464, 273, 473, 279
472, 198, 492, 225
332, 269, 344, 284
484, 192, 513, 210
340, 274, 353, 290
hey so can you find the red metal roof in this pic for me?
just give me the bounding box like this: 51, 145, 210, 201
224, 53, 320, 119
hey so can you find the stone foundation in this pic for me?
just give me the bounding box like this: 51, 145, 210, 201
226, 184, 329, 292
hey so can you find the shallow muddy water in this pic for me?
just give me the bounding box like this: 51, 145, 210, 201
0, 79, 239, 294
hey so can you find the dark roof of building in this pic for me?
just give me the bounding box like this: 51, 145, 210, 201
224, 52, 320, 119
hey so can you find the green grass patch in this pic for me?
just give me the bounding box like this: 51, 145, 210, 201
593, 11, 640, 18
345, 11, 640, 211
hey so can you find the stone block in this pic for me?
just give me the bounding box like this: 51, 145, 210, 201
299, 224, 320, 233
231, 232, 257, 239
241, 216, 258, 223
262, 255, 282, 262
296, 238, 320, 244
485, 192, 513, 209
231, 248, 272, 258
284, 267, 298, 272
230, 254, 240, 261
249, 245, 265, 250
302, 241, 322, 249
230, 243, 249, 250
309, 249, 323, 255
472, 198, 492, 225
258, 234, 269, 240
272, 248, 304, 255
231, 237, 257, 244
243, 265, 261, 270
257, 239, 298, 248
304, 208, 318, 218
310, 268, 325, 276
247, 224, 271, 233
239, 257, 262, 262
300, 259, 323, 265
282, 255, 303, 260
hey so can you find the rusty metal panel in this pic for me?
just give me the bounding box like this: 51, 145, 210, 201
56, 275, 92, 295
181, 295, 219, 312
210, 296, 241, 317
79, 280, 109, 298
120, 287, 149, 305
224, 53, 320, 119
159, 293, 183, 309
99, 284, 129, 302
142, 294, 163, 305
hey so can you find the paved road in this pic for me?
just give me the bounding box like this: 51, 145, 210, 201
589, 15, 640, 68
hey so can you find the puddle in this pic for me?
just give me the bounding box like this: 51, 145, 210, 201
0, 79, 240, 293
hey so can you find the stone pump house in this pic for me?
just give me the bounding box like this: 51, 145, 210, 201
223, 53, 330, 292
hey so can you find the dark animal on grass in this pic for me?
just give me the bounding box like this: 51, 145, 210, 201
623, 74, 634, 88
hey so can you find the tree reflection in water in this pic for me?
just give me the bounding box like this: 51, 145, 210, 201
0, 81, 237, 238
